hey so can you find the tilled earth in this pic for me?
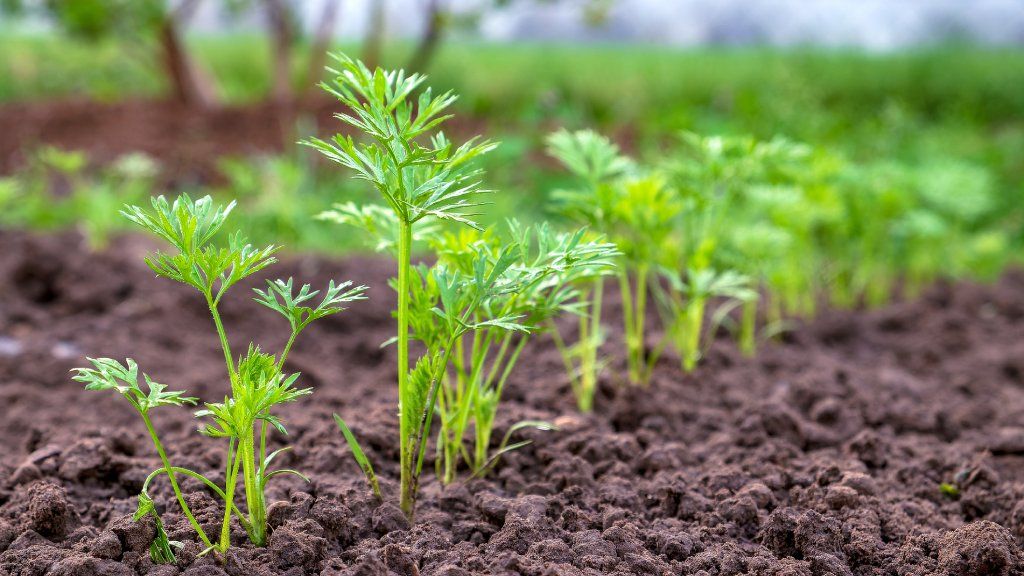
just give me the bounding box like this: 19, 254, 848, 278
1, 229, 1024, 575
0, 99, 495, 187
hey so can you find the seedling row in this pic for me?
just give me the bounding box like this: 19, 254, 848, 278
64, 54, 1019, 562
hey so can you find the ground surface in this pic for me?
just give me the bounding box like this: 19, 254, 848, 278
1, 230, 1024, 575
0, 99, 494, 186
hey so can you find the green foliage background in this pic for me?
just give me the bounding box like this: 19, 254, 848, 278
0, 33, 1021, 265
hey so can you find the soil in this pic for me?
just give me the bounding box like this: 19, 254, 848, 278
0, 99, 492, 187
2, 228, 1024, 575
0, 98, 630, 188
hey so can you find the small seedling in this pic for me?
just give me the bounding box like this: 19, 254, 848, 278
74, 194, 366, 559
429, 222, 616, 481
549, 130, 691, 384
550, 129, 764, 379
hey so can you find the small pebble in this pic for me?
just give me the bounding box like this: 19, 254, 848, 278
0, 336, 22, 357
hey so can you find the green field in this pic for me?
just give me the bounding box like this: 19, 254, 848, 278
1, 33, 1022, 280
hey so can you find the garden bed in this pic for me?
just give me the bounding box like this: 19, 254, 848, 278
1, 229, 1024, 575
0, 99, 495, 186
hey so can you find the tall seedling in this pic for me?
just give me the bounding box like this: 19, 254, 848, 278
306, 54, 497, 519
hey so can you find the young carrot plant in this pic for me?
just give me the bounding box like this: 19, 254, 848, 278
548, 130, 682, 386
310, 55, 615, 515
549, 130, 769, 376
74, 194, 366, 559
429, 222, 616, 481
307, 53, 500, 519
73, 358, 212, 554
545, 130, 639, 395
654, 268, 758, 371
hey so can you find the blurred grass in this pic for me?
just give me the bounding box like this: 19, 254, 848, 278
1, 32, 1022, 251
3, 33, 1024, 127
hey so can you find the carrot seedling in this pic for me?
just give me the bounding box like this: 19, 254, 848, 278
308, 53, 498, 519
429, 222, 616, 481
548, 130, 682, 386
75, 194, 366, 559
310, 54, 615, 516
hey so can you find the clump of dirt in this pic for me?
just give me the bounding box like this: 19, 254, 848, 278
1, 229, 1024, 574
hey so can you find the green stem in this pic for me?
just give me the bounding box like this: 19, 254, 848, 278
618, 271, 635, 382
240, 429, 264, 545
454, 334, 466, 391
219, 439, 244, 552
396, 219, 415, 519
443, 331, 493, 484
277, 329, 299, 372
633, 265, 649, 385
142, 467, 252, 533
740, 297, 757, 357
682, 298, 706, 372
548, 318, 584, 409
413, 337, 457, 489
471, 332, 510, 472
581, 278, 603, 405
206, 295, 236, 380
482, 331, 512, 393
140, 411, 214, 549
620, 267, 651, 385
474, 335, 528, 471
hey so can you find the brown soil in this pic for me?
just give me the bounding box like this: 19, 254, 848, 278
2, 229, 1024, 575
0, 99, 625, 189
0, 99, 310, 184
0, 99, 494, 187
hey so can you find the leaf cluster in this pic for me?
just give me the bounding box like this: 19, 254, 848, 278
122, 194, 277, 302
305, 54, 497, 229
255, 278, 368, 334
197, 346, 310, 438
78, 192, 366, 557
73, 358, 196, 414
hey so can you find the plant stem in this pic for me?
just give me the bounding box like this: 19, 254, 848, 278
396, 219, 415, 519
412, 336, 457, 495
580, 278, 603, 407
474, 335, 528, 471
740, 298, 757, 356
240, 428, 265, 545
619, 269, 644, 384
206, 296, 236, 380
443, 331, 492, 484
633, 265, 649, 384
140, 411, 214, 550
278, 329, 299, 371
219, 439, 243, 552
547, 318, 583, 409
682, 298, 706, 372
618, 268, 634, 381
481, 331, 512, 396
142, 467, 251, 531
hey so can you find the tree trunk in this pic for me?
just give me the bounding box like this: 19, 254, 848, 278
265, 0, 295, 106
361, 0, 386, 70
159, 1, 217, 109
303, 0, 341, 101
406, 0, 444, 73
